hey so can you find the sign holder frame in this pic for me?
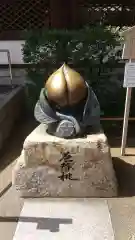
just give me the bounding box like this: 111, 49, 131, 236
120, 59, 135, 155
120, 26, 135, 155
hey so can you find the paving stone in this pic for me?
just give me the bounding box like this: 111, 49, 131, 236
13, 198, 114, 240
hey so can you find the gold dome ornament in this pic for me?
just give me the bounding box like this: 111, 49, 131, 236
45, 64, 87, 107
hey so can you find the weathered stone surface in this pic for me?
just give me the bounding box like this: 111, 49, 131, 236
13, 124, 118, 198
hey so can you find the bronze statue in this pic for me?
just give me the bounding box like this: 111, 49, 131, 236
34, 64, 100, 138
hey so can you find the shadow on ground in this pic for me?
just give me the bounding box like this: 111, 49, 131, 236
113, 157, 135, 197
0, 216, 72, 232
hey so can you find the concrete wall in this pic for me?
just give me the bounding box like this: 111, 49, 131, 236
0, 41, 25, 64
0, 86, 25, 151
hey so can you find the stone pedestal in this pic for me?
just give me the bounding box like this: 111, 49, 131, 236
12, 124, 118, 197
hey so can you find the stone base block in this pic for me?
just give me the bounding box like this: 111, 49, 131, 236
12, 124, 118, 198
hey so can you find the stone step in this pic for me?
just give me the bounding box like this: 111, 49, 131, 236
12, 198, 135, 240
0, 69, 26, 77
0, 77, 25, 85
1, 185, 135, 240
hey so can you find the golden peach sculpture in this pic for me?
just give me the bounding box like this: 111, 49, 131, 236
34, 64, 100, 138
45, 63, 87, 107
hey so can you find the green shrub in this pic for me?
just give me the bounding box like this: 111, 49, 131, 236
22, 25, 126, 116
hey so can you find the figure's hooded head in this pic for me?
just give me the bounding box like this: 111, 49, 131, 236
45, 63, 88, 110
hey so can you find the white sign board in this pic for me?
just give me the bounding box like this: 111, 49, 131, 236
123, 62, 135, 87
